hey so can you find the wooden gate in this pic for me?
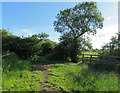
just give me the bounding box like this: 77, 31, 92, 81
82, 54, 120, 65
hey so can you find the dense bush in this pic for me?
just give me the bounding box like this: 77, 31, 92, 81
50, 44, 69, 62
2, 29, 57, 62
42, 39, 56, 56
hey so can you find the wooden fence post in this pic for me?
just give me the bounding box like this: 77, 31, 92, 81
90, 55, 92, 63
82, 54, 84, 63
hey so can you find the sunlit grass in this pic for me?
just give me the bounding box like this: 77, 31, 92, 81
78, 51, 98, 59
2, 51, 119, 92
2, 70, 44, 91
2, 59, 44, 91
46, 63, 118, 91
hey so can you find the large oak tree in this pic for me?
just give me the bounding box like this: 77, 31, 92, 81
54, 2, 104, 62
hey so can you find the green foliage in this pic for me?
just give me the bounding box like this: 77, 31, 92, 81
54, 2, 103, 62
0, 29, 12, 37
51, 44, 68, 61
30, 39, 57, 63
16, 37, 40, 59
2, 69, 44, 91
2, 29, 57, 61
30, 55, 48, 64
1, 29, 38, 59
38, 32, 49, 39
2, 30, 19, 53
33, 39, 46, 56
51, 36, 93, 62
54, 2, 103, 36
42, 39, 56, 56
101, 33, 120, 56
90, 62, 118, 73
2, 51, 34, 72
47, 63, 118, 91
2, 53, 44, 91
2, 51, 19, 72
32, 39, 57, 57
50, 43, 71, 62
31, 32, 49, 39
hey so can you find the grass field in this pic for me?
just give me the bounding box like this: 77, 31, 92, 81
2, 61, 119, 92
46, 62, 118, 91
2, 51, 119, 92
2, 60, 44, 91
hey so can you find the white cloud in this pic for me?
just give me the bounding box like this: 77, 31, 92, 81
51, 39, 60, 43
21, 29, 32, 36
21, 29, 31, 33
90, 24, 118, 49
106, 16, 111, 21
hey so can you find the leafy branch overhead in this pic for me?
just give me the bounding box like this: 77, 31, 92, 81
54, 2, 104, 39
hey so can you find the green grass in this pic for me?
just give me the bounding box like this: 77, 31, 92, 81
3, 70, 44, 91
2, 51, 119, 92
46, 62, 118, 91
2, 59, 44, 91
82, 51, 98, 55
83, 51, 98, 57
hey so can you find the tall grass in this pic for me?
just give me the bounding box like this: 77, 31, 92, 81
2, 52, 44, 91
2, 52, 19, 72
3, 70, 44, 91
47, 63, 118, 91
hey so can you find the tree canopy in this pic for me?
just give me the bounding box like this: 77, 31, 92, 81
54, 2, 104, 39
31, 32, 49, 39
101, 33, 120, 56
54, 2, 104, 62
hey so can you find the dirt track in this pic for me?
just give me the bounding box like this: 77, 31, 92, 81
31, 63, 64, 92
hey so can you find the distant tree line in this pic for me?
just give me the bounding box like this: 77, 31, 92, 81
100, 33, 120, 56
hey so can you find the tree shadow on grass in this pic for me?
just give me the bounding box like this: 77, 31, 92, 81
87, 62, 119, 74
65, 63, 119, 91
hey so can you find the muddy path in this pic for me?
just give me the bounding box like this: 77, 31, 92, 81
31, 63, 65, 92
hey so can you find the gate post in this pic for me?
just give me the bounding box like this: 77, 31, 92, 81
90, 55, 92, 63
82, 54, 84, 63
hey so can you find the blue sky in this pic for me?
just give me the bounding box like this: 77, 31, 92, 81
2, 2, 118, 49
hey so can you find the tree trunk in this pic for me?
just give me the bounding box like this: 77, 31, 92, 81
70, 38, 78, 63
